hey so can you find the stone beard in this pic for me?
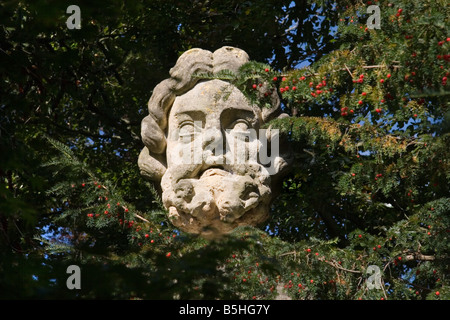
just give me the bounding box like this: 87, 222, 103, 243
138, 47, 291, 237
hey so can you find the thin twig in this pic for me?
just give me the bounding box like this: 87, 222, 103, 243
344, 64, 353, 79
279, 250, 362, 274
321, 258, 362, 274
134, 213, 150, 223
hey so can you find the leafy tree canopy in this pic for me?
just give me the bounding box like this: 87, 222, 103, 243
1, 0, 449, 301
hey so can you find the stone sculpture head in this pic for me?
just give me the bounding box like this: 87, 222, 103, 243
138, 46, 291, 237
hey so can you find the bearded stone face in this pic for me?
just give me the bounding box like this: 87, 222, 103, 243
161, 79, 273, 235
138, 47, 292, 237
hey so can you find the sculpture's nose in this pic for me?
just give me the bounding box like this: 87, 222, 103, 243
201, 126, 225, 165
202, 127, 223, 151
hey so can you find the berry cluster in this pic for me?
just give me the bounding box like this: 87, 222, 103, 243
77, 180, 176, 250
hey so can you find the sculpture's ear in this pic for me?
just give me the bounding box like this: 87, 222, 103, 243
141, 115, 166, 154
138, 147, 167, 182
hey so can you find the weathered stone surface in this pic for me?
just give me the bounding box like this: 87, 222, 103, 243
138, 46, 291, 237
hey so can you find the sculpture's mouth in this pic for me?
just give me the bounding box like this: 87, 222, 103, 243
198, 166, 229, 179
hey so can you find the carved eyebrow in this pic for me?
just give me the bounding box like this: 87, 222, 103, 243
220, 109, 257, 128
174, 110, 205, 123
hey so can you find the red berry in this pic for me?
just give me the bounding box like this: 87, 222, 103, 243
166, 252, 171, 258
292, 86, 297, 90
358, 234, 362, 238
387, 74, 391, 78
252, 84, 257, 89
380, 79, 385, 83
265, 68, 269, 72
397, 8, 403, 13
361, 92, 367, 96
145, 234, 149, 238
436, 291, 440, 296
358, 100, 363, 105
273, 76, 278, 81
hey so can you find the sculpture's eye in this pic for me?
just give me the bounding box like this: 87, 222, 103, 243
179, 121, 196, 139
230, 120, 250, 133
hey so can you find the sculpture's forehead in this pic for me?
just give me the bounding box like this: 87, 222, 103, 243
171, 79, 254, 116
